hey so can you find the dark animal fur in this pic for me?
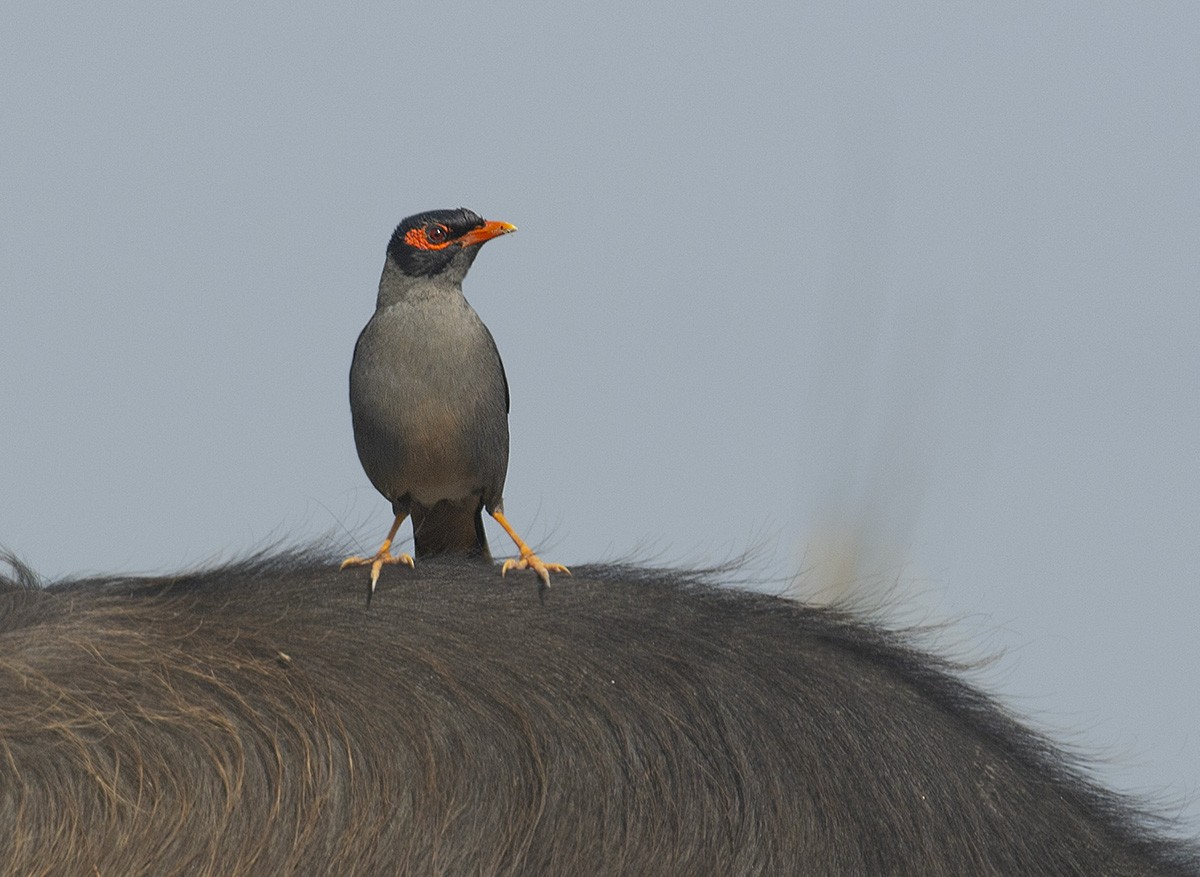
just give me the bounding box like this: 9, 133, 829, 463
1, 551, 1196, 875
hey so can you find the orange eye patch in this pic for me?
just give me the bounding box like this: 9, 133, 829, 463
403, 224, 453, 250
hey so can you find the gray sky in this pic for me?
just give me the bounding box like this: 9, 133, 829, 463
4, 3, 1198, 833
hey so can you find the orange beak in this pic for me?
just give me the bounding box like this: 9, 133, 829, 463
458, 220, 517, 247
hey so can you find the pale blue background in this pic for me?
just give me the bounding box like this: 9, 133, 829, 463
3, 3, 1197, 832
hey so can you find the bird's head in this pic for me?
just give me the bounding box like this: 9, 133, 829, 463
386, 208, 516, 280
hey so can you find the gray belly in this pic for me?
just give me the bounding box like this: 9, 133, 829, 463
349, 301, 509, 507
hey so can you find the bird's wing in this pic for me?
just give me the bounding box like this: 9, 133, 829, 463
483, 325, 510, 414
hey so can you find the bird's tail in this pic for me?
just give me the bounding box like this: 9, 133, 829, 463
410, 498, 492, 562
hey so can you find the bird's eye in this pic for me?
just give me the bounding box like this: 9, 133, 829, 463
426, 224, 448, 244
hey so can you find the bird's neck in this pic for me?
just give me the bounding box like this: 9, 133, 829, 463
376, 261, 464, 309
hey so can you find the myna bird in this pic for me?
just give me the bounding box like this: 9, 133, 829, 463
341, 208, 569, 601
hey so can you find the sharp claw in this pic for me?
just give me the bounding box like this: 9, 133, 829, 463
501, 553, 568, 587
341, 549, 415, 603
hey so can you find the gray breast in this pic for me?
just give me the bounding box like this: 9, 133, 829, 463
350, 294, 509, 509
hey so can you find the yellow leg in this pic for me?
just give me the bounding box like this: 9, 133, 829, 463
341, 513, 415, 598
490, 510, 570, 587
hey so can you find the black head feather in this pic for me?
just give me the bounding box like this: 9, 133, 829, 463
386, 208, 489, 278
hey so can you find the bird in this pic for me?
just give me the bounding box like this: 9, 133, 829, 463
341, 208, 569, 601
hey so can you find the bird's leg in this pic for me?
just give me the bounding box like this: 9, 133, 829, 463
490, 510, 570, 587
341, 513, 415, 599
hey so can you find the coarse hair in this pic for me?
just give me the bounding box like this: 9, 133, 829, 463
1, 550, 1197, 876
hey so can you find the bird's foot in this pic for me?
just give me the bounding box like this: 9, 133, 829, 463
501, 551, 571, 588
341, 550, 415, 594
